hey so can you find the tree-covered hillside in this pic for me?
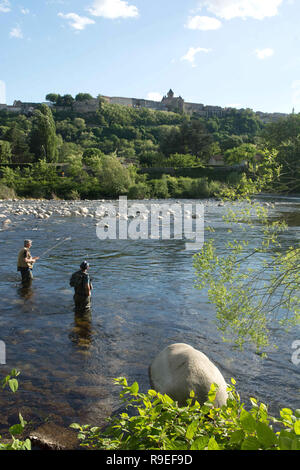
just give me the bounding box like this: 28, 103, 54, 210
0, 94, 297, 199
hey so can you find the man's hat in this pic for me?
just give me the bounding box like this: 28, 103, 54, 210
80, 261, 89, 270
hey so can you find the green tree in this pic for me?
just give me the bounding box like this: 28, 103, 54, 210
73, 117, 86, 130
160, 119, 214, 163
82, 148, 103, 161
56, 119, 79, 142
65, 154, 84, 178
75, 93, 94, 102
224, 143, 259, 166
56, 94, 75, 107
58, 142, 82, 162
0, 140, 12, 163
216, 133, 244, 152
261, 114, 300, 192
29, 104, 58, 162
98, 155, 132, 197
162, 153, 201, 168
4, 123, 33, 163
193, 151, 299, 352
45, 93, 60, 104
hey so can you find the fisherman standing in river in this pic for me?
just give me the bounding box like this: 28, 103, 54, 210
17, 239, 39, 286
70, 261, 93, 314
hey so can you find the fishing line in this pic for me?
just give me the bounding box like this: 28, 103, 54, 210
39, 236, 72, 258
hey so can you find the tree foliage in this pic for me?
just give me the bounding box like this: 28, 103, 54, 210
193, 149, 299, 352
29, 104, 58, 162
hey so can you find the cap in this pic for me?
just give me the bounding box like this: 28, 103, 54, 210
80, 261, 89, 270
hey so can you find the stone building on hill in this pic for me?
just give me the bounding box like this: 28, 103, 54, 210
0, 89, 289, 122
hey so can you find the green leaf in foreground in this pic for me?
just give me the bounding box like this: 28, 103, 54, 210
8, 379, 18, 393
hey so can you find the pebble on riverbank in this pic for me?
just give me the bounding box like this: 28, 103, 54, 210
0, 198, 226, 224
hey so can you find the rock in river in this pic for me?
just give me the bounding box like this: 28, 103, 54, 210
29, 423, 79, 450
149, 343, 228, 407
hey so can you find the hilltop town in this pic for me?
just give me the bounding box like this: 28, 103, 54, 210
0, 89, 289, 123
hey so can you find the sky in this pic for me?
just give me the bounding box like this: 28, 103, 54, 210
0, 0, 300, 113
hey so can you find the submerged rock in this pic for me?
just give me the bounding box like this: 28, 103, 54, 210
29, 423, 79, 450
2, 218, 12, 227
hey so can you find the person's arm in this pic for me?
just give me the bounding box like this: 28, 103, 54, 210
84, 274, 91, 296
24, 255, 39, 264
85, 283, 91, 296
23, 248, 39, 266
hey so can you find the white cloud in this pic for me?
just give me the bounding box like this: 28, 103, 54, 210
181, 47, 211, 67
58, 12, 95, 30
255, 47, 274, 59
186, 15, 222, 30
201, 0, 283, 21
10, 26, 23, 39
146, 92, 163, 102
20, 7, 30, 15
88, 0, 139, 19
0, 81, 6, 104
0, 0, 10, 13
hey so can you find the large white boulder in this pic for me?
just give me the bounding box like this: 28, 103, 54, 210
80, 207, 89, 215
149, 343, 228, 407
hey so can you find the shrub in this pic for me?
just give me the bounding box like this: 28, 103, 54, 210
0, 370, 31, 450
207, 180, 223, 197
65, 189, 81, 200
98, 155, 133, 197
0, 184, 16, 199
128, 182, 151, 200
150, 176, 170, 199
165, 176, 179, 197
162, 153, 199, 168
226, 171, 245, 186
71, 377, 300, 451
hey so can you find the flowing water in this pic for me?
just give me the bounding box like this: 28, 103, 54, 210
0, 196, 299, 436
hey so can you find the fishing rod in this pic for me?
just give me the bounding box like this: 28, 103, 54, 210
39, 236, 72, 258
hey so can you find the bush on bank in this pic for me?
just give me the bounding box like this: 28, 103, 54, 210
1, 372, 300, 451
70, 377, 300, 451
0, 161, 225, 200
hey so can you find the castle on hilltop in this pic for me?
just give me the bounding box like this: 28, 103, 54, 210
100, 89, 227, 118
0, 89, 289, 123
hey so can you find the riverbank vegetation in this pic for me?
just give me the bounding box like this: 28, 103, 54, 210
1, 373, 300, 450
70, 377, 300, 451
0, 96, 299, 199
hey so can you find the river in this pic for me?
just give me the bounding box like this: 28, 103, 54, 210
0, 196, 299, 436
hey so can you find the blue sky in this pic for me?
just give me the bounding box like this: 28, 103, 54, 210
0, 0, 299, 113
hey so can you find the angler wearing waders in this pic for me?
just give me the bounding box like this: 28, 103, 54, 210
17, 240, 39, 285
70, 261, 92, 313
